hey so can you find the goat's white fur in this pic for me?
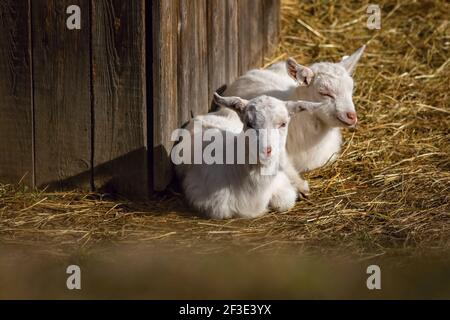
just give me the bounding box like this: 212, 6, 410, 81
175, 94, 322, 219
221, 45, 366, 173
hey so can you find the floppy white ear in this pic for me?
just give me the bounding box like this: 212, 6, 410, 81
213, 93, 248, 113
340, 45, 366, 75
286, 57, 314, 86
286, 100, 324, 115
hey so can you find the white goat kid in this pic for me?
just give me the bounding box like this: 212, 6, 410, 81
221, 45, 366, 173
174, 93, 322, 219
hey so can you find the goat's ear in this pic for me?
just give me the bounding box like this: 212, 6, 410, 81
286, 57, 314, 86
213, 93, 248, 113
286, 100, 324, 115
340, 45, 366, 75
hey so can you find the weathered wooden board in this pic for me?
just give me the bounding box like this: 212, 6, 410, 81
152, 0, 178, 191
0, 0, 33, 185
207, 0, 227, 101
263, 0, 280, 58
32, 0, 92, 189
178, 0, 209, 119
238, 0, 265, 74
92, 0, 149, 199
207, 0, 239, 101
225, 0, 239, 83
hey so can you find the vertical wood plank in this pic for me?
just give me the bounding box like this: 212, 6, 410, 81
207, 0, 226, 101
237, 0, 251, 74
178, 0, 208, 119
263, 0, 280, 58
225, 0, 239, 83
92, 0, 148, 199
0, 0, 33, 185
32, 0, 91, 189
207, 0, 239, 99
238, 0, 264, 74
152, 0, 178, 191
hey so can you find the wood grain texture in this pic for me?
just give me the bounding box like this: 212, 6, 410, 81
0, 0, 33, 185
207, 0, 227, 101
152, 0, 178, 191
32, 0, 91, 189
207, 0, 239, 101
225, 0, 239, 84
238, 0, 265, 74
178, 0, 209, 120
263, 0, 280, 57
92, 0, 149, 199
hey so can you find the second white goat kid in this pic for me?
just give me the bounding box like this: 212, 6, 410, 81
221, 45, 366, 174
173, 93, 322, 219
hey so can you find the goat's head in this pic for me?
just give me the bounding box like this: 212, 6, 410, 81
286, 45, 366, 128
213, 93, 324, 165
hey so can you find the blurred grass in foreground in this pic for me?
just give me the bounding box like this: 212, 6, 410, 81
1, 245, 449, 299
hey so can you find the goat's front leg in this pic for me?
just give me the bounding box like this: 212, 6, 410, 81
280, 152, 310, 197
269, 172, 297, 212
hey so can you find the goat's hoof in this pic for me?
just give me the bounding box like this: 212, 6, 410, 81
295, 180, 310, 198
270, 189, 297, 212
298, 190, 310, 199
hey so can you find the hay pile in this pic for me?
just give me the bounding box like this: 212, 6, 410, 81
0, 0, 449, 258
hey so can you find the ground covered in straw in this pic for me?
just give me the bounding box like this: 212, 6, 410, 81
1, 0, 449, 259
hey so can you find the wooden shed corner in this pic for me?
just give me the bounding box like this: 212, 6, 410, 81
0, 0, 281, 199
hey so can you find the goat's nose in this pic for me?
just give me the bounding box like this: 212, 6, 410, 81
346, 112, 358, 124
264, 146, 272, 157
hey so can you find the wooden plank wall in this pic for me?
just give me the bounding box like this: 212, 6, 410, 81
32, 0, 92, 189
0, 0, 280, 197
152, 0, 280, 191
151, 0, 178, 192
92, 0, 148, 198
0, 0, 33, 186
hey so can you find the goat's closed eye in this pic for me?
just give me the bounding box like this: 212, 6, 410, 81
320, 92, 334, 99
